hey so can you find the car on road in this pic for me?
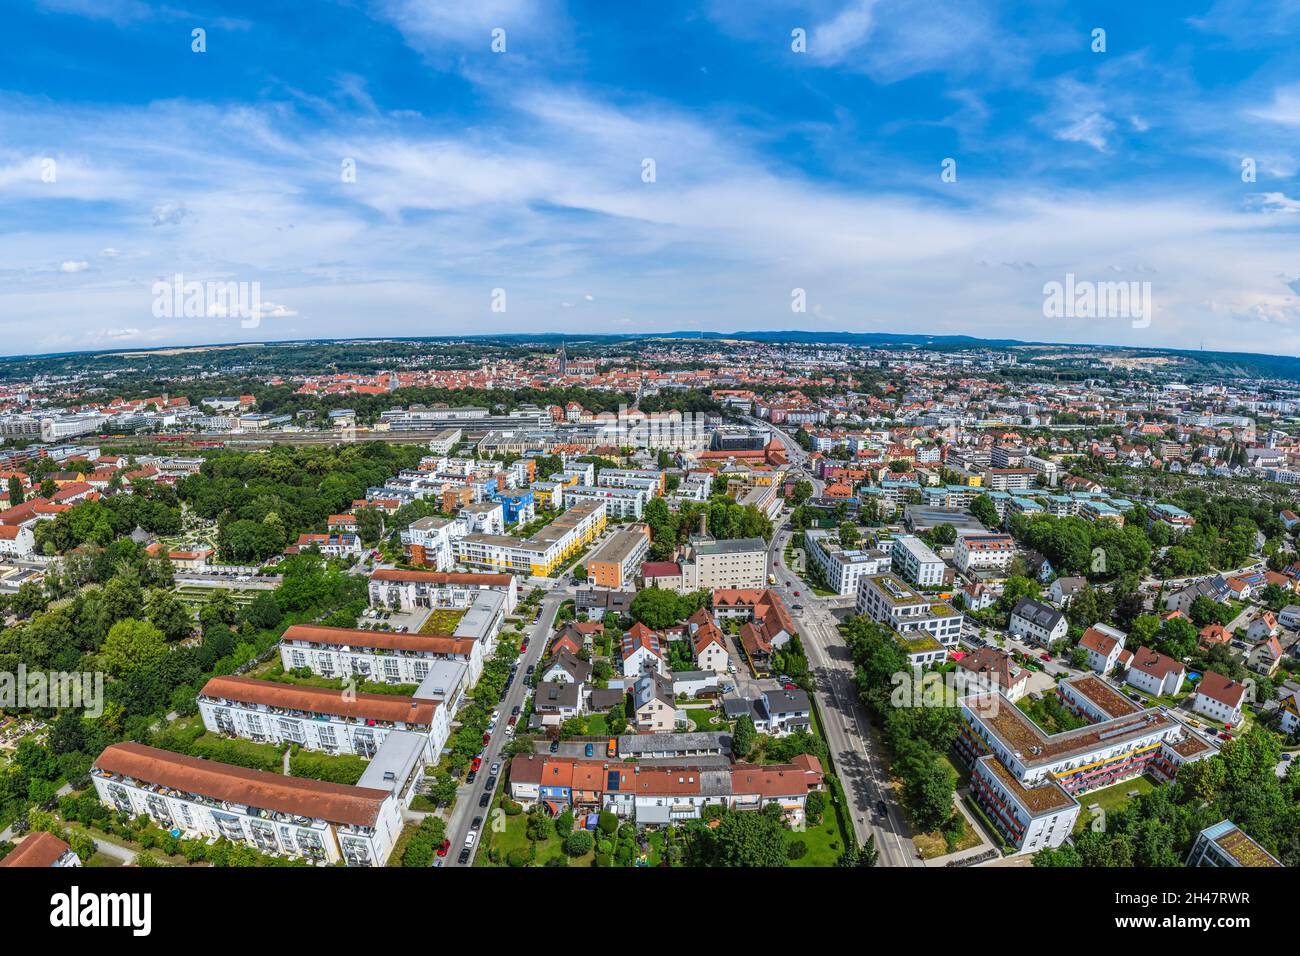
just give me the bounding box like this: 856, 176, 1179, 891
511, 705, 520, 715
584, 743, 594, 757
792, 604, 803, 610
478, 792, 491, 808
470, 757, 482, 771
484, 775, 497, 790
490, 710, 500, 722
436, 839, 450, 857
490, 761, 500, 775
1039, 653, 1052, 662
466, 769, 477, 783
482, 732, 491, 745
875, 799, 887, 817
471, 816, 482, 830
458, 848, 471, 864
793, 590, 800, 596
464, 831, 477, 847
508, 715, 517, 727
526, 664, 536, 675
549, 739, 560, 752
783, 682, 797, 690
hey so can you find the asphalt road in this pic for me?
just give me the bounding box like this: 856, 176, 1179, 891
762, 422, 920, 867
442, 591, 562, 867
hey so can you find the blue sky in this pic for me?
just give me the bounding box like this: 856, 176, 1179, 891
5, 0, 1300, 357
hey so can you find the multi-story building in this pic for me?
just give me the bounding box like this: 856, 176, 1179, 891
1186, 820, 1282, 867
282, 592, 502, 684
197, 676, 449, 761
802, 528, 890, 596
958, 675, 1214, 854
400, 516, 458, 570
455, 500, 606, 576
584, 523, 651, 590
1125, 646, 1186, 698
678, 535, 768, 591
595, 468, 664, 496
0, 831, 81, 868
1008, 597, 1068, 646
1078, 623, 1127, 675
952, 532, 1016, 575
890, 535, 946, 587
1190, 671, 1246, 726
368, 568, 518, 614
563, 483, 647, 519
91, 742, 405, 866
855, 573, 963, 649
983, 468, 1037, 492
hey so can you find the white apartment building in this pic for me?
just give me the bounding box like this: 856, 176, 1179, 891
368, 568, 519, 615
890, 535, 946, 587
282, 592, 502, 685
802, 528, 890, 596
856, 573, 963, 648
455, 500, 606, 576
595, 469, 664, 496
197, 675, 450, 762
92, 742, 405, 866
958, 676, 1215, 854
563, 484, 648, 519
952, 532, 1016, 575
679, 535, 768, 591
400, 516, 459, 570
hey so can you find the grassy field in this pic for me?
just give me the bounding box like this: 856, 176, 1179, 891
1074, 774, 1156, 834
419, 608, 467, 635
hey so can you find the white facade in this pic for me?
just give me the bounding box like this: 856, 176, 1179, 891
803, 528, 890, 596
891, 535, 946, 586
952, 532, 1016, 574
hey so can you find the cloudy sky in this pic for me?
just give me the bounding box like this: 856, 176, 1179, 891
5, 0, 1300, 356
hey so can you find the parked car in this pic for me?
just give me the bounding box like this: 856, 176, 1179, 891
437, 839, 450, 857
482, 732, 491, 745
471, 816, 483, 830
1039, 653, 1051, 662
465, 832, 477, 848
584, 743, 594, 757
490, 761, 500, 775
470, 757, 481, 771
478, 792, 491, 808
511, 705, 520, 715
457, 848, 471, 864
466, 769, 477, 783
549, 739, 560, 752
484, 775, 497, 790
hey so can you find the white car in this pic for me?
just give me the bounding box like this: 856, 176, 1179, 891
464, 832, 477, 847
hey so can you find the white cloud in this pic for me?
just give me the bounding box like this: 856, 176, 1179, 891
59, 260, 89, 273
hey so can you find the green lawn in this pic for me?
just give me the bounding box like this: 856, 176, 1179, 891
785, 812, 846, 866
1073, 775, 1156, 834
475, 803, 595, 867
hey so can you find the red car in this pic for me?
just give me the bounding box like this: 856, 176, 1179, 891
482, 732, 491, 745
1040, 653, 1052, 662
783, 682, 796, 690
508, 715, 518, 726
436, 839, 450, 857
793, 590, 800, 596
470, 757, 482, 771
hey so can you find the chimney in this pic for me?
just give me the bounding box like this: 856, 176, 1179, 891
699, 511, 707, 536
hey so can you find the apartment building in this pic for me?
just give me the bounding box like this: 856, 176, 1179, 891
91, 742, 405, 866
282, 592, 502, 684
890, 535, 946, 587
1125, 646, 1187, 698
400, 516, 458, 570
368, 568, 519, 615
952, 532, 1016, 575
803, 528, 890, 596
197, 676, 450, 762
1008, 597, 1068, 646
1187, 820, 1282, 867
957, 675, 1214, 854
983, 468, 1037, 492
563, 483, 647, 519
0, 831, 80, 868
679, 535, 768, 591
595, 468, 664, 496
584, 523, 651, 589
856, 573, 963, 649
455, 500, 606, 576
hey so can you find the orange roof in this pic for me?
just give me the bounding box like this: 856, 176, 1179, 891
93, 742, 389, 827
0, 831, 72, 868
199, 676, 438, 723
281, 624, 476, 656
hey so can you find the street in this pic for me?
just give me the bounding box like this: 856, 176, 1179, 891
762, 421, 920, 867
442, 590, 563, 867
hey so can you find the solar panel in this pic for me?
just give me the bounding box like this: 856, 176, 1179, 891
607, 770, 620, 791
